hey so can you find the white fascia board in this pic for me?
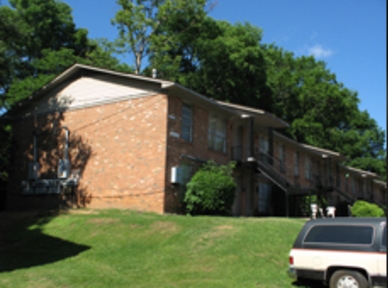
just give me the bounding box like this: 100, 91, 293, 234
166, 83, 239, 117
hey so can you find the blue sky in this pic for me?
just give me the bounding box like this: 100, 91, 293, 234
3, 0, 386, 134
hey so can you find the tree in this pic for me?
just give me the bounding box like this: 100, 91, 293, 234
261, 44, 386, 178
0, 5, 28, 106
184, 161, 236, 216
148, 18, 272, 110
112, 0, 207, 74
1, 0, 132, 109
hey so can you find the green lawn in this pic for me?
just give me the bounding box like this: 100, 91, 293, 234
0, 209, 309, 288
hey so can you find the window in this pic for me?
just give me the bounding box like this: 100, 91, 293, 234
278, 145, 285, 173
362, 180, 368, 199
179, 163, 192, 202
181, 104, 192, 142
259, 135, 269, 163
382, 225, 386, 247
304, 225, 374, 245
208, 115, 226, 153
258, 182, 271, 213
305, 156, 312, 180
351, 178, 356, 195
294, 151, 299, 176
336, 165, 340, 188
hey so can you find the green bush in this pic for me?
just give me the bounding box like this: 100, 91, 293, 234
184, 161, 236, 216
351, 200, 385, 217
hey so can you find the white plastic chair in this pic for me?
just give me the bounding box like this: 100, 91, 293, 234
326, 206, 336, 218
310, 204, 318, 219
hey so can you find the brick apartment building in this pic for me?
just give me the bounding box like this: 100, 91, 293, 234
3, 64, 387, 216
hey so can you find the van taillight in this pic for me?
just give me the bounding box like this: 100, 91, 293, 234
289, 256, 294, 265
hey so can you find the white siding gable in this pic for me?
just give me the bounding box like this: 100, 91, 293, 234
24, 75, 158, 116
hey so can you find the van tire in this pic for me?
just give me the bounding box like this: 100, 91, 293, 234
329, 270, 368, 288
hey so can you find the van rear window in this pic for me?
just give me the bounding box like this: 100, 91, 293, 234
304, 225, 373, 245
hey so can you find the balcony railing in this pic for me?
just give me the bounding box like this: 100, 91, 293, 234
314, 175, 334, 190
232, 146, 350, 197
257, 151, 296, 188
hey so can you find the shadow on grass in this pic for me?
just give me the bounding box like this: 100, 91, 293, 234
0, 210, 90, 273
292, 280, 327, 288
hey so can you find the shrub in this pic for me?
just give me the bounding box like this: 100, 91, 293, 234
351, 200, 385, 217
184, 161, 236, 216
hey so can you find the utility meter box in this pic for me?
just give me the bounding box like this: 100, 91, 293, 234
171, 167, 182, 184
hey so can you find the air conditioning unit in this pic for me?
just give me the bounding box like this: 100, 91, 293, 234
47, 180, 61, 194
28, 162, 40, 180
33, 179, 49, 194
171, 167, 182, 184
58, 159, 71, 179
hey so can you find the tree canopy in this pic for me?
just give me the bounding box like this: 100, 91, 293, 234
112, 0, 208, 75
0, 0, 131, 110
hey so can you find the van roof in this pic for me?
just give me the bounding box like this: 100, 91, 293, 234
305, 217, 386, 227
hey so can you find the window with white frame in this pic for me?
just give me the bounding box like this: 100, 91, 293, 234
305, 156, 312, 180
208, 115, 226, 153
181, 104, 192, 142
294, 151, 299, 176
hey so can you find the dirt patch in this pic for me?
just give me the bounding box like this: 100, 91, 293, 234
205, 225, 235, 238
67, 209, 99, 215
192, 225, 236, 250
87, 218, 119, 224
216, 225, 234, 230
150, 221, 179, 235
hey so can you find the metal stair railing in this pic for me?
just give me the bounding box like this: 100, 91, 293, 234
257, 151, 297, 188
333, 187, 355, 203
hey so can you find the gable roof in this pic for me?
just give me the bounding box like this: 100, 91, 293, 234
3, 63, 238, 119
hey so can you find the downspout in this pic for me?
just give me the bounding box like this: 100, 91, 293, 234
268, 127, 273, 165
62, 126, 69, 161
33, 131, 37, 163
57, 126, 71, 179
249, 117, 254, 159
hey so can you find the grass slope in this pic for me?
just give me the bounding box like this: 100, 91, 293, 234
0, 210, 307, 288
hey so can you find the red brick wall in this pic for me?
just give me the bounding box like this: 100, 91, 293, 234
163, 96, 231, 213
7, 94, 168, 213
373, 183, 387, 207
272, 137, 318, 189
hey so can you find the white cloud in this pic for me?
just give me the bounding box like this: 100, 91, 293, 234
308, 44, 334, 58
